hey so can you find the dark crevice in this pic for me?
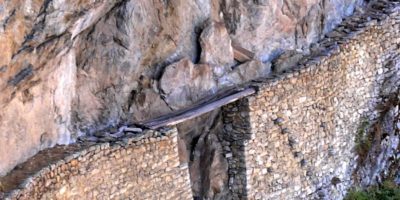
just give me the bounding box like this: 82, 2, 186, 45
126, 90, 137, 112
193, 25, 204, 64
22, 0, 54, 44
151, 55, 184, 81
113, 36, 129, 50
0, 65, 7, 73
38, 0, 54, 16
190, 135, 202, 162
2, 9, 16, 30
35, 32, 68, 51
7, 64, 34, 86
159, 93, 174, 111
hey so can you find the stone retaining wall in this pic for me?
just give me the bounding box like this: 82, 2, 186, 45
222, 2, 399, 200
0, 1, 398, 200
2, 129, 192, 200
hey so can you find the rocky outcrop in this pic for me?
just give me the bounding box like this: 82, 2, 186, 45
199, 21, 235, 75
0, 0, 366, 182
160, 59, 217, 110
221, 0, 365, 61
219, 60, 271, 87
0, 0, 126, 176
176, 110, 229, 199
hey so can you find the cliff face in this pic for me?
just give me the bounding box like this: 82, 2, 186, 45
353, 57, 400, 188
0, 0, 365, 178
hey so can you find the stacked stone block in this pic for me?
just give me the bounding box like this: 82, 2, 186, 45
3, 129, 192, 200
222, 2, 399, 199
221, 99, 252, 199
0, 1, 398, 200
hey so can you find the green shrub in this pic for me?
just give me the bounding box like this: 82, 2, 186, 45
345, 190, 370, 200
354, 119, 372, 159
345, 181, 400, 200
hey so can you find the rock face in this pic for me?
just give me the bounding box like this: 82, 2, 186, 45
221, 0, 365, 61
176, 110, 229, 199
219, 60, 271, 87
160, 59, 217, 110
354, 57, 400, 187
272, 50, 304, 73
0, 0, 366, 193
199, 21, 235, 74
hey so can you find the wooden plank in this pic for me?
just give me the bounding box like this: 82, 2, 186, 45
232, 41, 255, 62
141, 87, 256, 129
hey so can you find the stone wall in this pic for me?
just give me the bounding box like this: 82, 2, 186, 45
222, 3, 400, 200
0, 1, 398, 199
1, 129, 192, 200
0, 0, 366, 178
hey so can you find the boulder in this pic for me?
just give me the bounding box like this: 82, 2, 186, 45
200, 21, 235, 76
160, 58, 217, 110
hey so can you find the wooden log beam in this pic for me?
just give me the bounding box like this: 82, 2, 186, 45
140, 87, 256, 129
232, 41, 255, 62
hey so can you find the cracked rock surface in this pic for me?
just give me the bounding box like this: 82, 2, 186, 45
0, 0, 366, 197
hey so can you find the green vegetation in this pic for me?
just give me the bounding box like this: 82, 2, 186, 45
355, 118, 373, 160
345, 181, 400, 200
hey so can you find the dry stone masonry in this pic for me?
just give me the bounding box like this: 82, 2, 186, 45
0, 129, 192, 200
0, 0, 367, 177
222, 1, 400, 199
0, 0, 399, 199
